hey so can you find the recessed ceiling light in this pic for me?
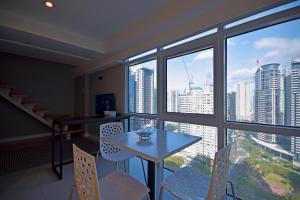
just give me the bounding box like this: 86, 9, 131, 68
44, 1, 54, 8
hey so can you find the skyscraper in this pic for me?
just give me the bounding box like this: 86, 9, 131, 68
227, 92, 237, 121
177, 84, 217, 159
290, 61, 300, 164
255, 63, 284, 143
291, 61, 300, 127
128, 70, 136, 112
236, 81, 251, 121
129, 67, 154, 130
227, 92, 236, 144
135, 68, 154, 114
167, 90, 178, 112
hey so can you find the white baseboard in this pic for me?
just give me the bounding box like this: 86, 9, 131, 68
0, 132, 51, 144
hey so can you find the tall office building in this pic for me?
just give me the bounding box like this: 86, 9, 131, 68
290, 61, 300, 163
227, 92, 236, 144
128, 70, 136, 112
236, 81, 251, 121
135, 68, 154, 113
167, 90, 178, 112
129, 68, 154, 130
255, 63, 284, 143
177, 84, 217, 160
228, 92, 237, 121
284, 67, 292, 126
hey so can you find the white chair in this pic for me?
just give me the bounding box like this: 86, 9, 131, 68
69, 144, 150, 200
98, 122, 147, 183
158, 144, 236, 200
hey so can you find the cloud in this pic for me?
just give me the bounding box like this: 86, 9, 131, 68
228, 67, 257, 83
254, 37, 300, 61
264, 50, 279, 58
194, 48, 213, 61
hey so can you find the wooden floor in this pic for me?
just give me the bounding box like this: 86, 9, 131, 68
0, 136, 98, 176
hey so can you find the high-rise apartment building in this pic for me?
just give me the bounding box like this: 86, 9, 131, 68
177, 84, 217, 159
236, 81, 251, 121
167, 90, 178, 112
255, 63, 284, 143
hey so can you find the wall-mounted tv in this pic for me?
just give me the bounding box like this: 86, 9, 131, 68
95, 93, 116, 115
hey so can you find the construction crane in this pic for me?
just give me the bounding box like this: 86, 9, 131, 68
181, 57, 194, 92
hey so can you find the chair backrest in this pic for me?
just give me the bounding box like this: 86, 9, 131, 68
99, 122, 124, 156
206, 144, 232, 200
73, 144, 101, 200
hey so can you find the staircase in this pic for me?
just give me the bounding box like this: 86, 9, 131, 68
0, 82, 84, 140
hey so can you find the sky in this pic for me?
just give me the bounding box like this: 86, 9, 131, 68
167, 48, 213, 91
227, 18, 300, 92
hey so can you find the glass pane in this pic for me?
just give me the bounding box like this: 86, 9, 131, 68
225, 1, 300, 29
164, 121, 217, 176
167, 48, 214, 114
227, 129, 300, 200
226, 19, 300, 127
129, 60, 157, 114
163, 28, 217, 49
129, 117, 156, 131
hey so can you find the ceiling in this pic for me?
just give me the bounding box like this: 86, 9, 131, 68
0, 0, 287, 75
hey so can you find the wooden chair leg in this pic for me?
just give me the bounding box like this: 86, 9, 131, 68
68, 185, 76, 200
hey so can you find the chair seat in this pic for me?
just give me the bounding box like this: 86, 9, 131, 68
102, 150, 135, 162
100, 171, 149, 200
162, 167, 210, 200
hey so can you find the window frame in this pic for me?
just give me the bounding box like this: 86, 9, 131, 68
161, 36, 218, 127
124, 4, 300, 140
126, 53, 158, 116
223, 5, 300, 138
123, 3, 300, 200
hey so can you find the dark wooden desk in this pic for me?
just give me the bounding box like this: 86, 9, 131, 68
51, 114, 131, 179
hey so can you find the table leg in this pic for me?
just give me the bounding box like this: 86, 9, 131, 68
51, 123, 55, 170
59, 124, 64, 180
148, 161, 155, 200
148, 161, 164, 200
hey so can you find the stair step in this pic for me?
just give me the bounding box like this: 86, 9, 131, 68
23, 102, 37, 110
10, 93, 26, 103
10, 93, 26, 97
0, 84, 14, 89
0, 88, 11, 95
35, 109, 49, 117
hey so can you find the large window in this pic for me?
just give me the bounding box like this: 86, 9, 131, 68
125, 3, 300, 200
227, 19, 300, 128
228, 130, 300, 200
128, 59, 157, 114
167, 48, 214, 114
164, 121, 217, 175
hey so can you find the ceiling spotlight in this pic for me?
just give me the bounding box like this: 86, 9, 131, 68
44, 1, 54, 8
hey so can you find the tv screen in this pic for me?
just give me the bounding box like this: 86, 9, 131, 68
95, 94, 116, 115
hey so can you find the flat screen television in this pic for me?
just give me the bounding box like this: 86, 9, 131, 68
95, 93, 116, 115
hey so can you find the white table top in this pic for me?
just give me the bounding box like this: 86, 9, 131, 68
102, 129, 202, 163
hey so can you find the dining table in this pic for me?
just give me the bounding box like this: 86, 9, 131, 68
102, 128, 202, 200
